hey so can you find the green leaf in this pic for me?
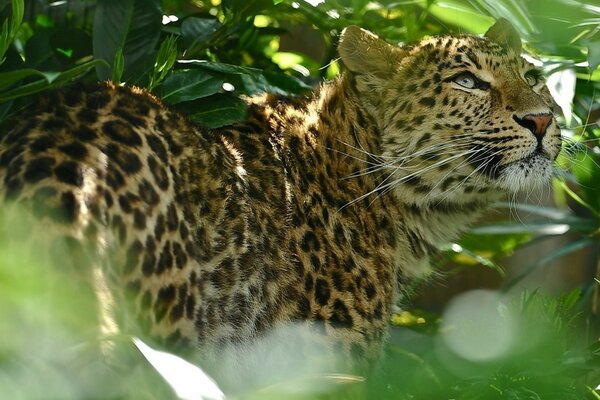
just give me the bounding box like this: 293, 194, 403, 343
0, 59, 108, 102
0, 0, 24, 64
493, 202, 568, 219
458, 231, 531, 258
93, 0, 162, 82
160, 70, 224, 104
112, 47, 125, 83
181, 17, 220, 51
587, 42, 600, 73
0, 68, 47, 89
425, 0, 495, 34
10, 0, 24, 32
188, 94, 247, 129
222, 0, 274, 17
469, 0, 536, 34
469, 217, 597, 235
179, 60, 261, 76
148, 35, 178, 90
176, 61, 310, 96
563, 151, 600, 213
262, 71, 311, 94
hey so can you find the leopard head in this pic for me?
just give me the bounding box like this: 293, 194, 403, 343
338, 19, 562, 204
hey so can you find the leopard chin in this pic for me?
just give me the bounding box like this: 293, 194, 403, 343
497, 153, 556, 192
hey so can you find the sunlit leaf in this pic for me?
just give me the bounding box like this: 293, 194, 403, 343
425, 1, 495, 34
469, 217, 596, 236
148, 35, 178, 90
112, 47, 124, 83
546, 68, 576, 123
133, 338, 225, 400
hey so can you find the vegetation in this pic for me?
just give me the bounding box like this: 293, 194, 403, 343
0, 0, 599, 398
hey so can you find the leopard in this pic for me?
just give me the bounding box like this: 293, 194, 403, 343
0, 18, 561, 386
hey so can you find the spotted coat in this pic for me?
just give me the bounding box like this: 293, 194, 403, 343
0, 21, 561, 371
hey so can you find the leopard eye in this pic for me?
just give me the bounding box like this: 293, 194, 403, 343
454, 72, 476, 89
524, 70, 541, 86
452, 72, 490, 90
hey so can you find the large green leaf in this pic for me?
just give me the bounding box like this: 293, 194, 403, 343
160, 70, 224, 104
425, 1, 495, 34
177, 60, 311, 96
181, 17, 220, 51
179, 60, 261, 76
0, 68, 47, 89
0, 59, 108, 102
93, 0, 162, 83
469, 217, 597, 236
187, 94, 248, 129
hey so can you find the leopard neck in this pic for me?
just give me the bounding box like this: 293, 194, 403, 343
307, 73, 500, 275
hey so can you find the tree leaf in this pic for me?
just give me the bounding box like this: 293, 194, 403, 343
469, 217, 597, 236
587, 41, 600, 73
160, 70, 224, 104
177, 60, 261, 76
0, 59, 108, 102
148, 35, 178, 90
181, 17, 220, 51
187, 94, 248, 129
0, 0, 24, 63
93, 0, 162, 82
262, 71, 311, 94
0, 68, 47, 89
112, 47, 124, 83
426, 0, 495, 34
492, 202, 569, 219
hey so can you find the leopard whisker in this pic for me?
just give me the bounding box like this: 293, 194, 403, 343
327, 147, 387, 167
342, 141, 473, 180
341, 149, 478, 210
369, 147, 486, 206
558, 122, 599, 130
560, 140, 600, 171
334, 139, 389, 162
433, 148, 504, 204
424, 147, 492, 201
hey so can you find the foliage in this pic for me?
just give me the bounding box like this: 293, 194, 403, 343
0, 0, 599, 399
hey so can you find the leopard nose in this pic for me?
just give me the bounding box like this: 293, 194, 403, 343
513, 113, 553, 138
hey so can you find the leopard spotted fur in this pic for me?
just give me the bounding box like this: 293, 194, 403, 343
0, 19, 561, 378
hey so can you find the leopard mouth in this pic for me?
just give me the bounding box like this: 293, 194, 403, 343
496, 152, 555, 192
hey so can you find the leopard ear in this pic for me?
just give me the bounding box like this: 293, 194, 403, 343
338, 26, 404, 76
484, 18, 522, 54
